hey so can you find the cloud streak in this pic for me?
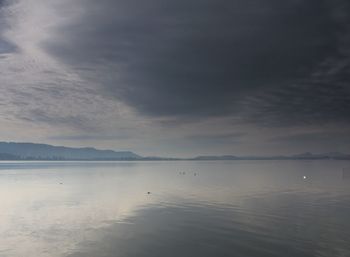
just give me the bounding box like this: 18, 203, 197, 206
0, 0, 349, 155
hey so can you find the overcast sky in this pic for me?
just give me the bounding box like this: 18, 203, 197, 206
0, 0, 349, 157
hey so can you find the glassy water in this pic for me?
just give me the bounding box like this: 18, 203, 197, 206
0, 160, 350, 257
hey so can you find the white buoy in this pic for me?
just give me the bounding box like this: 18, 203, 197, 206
303, 176, 307, 180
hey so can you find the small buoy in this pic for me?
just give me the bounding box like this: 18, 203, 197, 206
303, 176, 307, 180
147, 192, 151, 194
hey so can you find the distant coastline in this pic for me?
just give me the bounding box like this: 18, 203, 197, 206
0, 142, 349, 161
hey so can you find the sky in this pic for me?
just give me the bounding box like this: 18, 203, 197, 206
0, 0, 349, 157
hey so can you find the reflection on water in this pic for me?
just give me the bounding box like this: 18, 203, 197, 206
0, 161, 350, 257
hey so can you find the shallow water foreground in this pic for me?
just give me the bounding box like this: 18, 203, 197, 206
0, 160, 350, 257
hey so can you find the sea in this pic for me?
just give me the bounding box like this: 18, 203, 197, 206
0, 160, 350, 257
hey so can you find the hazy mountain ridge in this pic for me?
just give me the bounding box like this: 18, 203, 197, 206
0, 142, 141, 160
193, 152, 350, 160
0, 142, 349, 160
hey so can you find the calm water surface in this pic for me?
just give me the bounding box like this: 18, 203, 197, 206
0, 160, 350, 257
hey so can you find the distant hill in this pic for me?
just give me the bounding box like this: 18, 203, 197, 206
193, 155, 239, 160
0, 152, 19, 160
192, 152, 350, 160
291, 152, 350, 160
0, 142, 349, 161
0, 142, 141, 160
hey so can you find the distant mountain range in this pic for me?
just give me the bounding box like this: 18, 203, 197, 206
0, 142, 349, 160
192, 152, 350, 160
0, 142, 140, 160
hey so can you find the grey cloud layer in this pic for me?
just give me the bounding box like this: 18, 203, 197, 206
1, 0, 350, 155
41, 0, 350, 126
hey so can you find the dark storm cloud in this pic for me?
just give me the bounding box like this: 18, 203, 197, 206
43, 0, 349, 126
241, 81, 350, 127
